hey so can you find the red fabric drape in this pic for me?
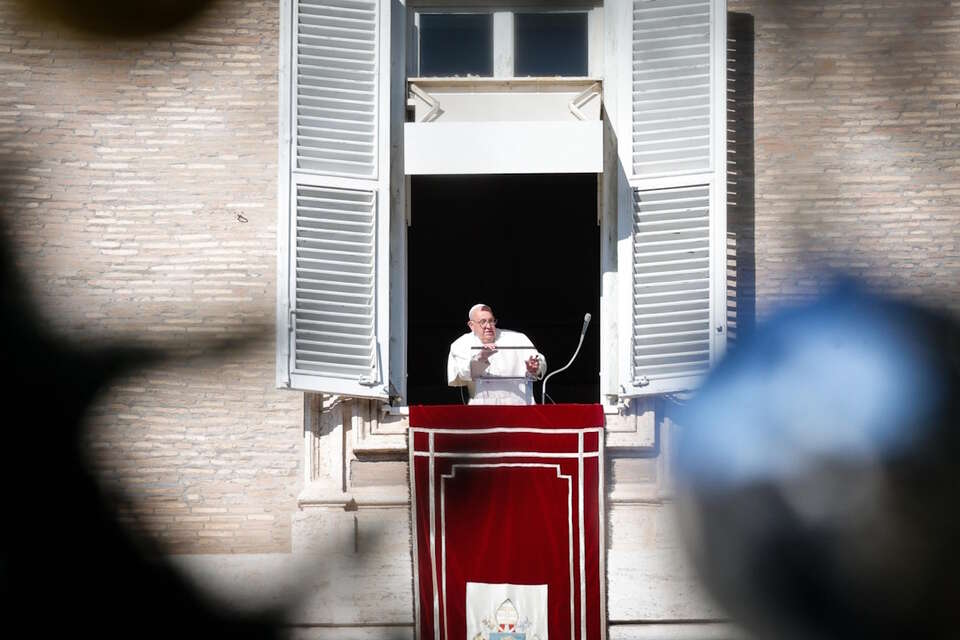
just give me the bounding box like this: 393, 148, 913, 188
410, 405, 606, 640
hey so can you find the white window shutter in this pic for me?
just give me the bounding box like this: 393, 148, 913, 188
295, 0, 378, 178
278, 0, 391, 399
618, 0, 726, 397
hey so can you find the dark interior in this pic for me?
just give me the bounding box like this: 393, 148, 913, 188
407, 174, 600, 405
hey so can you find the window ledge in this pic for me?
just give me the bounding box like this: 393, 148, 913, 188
407, 77, 602, 123
355, 399, 656, 453
298, 484, 410, 510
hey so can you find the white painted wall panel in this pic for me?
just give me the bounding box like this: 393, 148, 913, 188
404, 121, 603, 175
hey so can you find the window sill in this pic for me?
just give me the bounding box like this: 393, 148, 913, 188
360, 398, 656, 452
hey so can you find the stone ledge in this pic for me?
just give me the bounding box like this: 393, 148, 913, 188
298, 484, 410, 510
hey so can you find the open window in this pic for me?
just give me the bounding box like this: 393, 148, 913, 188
277, 0, 728, 405
406, 174, 601, 406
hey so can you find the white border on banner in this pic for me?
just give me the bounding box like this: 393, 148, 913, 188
441, 463, 574, 640
578, 432, 587, 639
412, 425, 607, 640
409, 430, 421, 640
597, 430, 607, 640
428, 433, 440, 640
414, 451, 599, 459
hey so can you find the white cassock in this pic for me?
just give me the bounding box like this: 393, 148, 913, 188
447, 329, 547, 405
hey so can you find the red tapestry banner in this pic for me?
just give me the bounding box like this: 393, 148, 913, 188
409, 404, 607, 640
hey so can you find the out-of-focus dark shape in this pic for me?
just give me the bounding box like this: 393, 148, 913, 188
0, 184, 284, 634
15, 0, 220, 36
674, 284, 960, 640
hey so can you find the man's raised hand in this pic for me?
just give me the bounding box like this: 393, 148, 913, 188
525, 355, 540, 376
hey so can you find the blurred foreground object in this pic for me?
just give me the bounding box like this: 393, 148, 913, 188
675, 287, 960, 640
0, 208, 283, 634
16, 0, 219, 36
0, 1, 285, 633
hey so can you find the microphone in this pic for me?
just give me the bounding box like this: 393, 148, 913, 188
542, 313, 592, 404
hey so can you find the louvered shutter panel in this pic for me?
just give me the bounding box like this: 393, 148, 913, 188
632, 0, 711, 176
293, 186, 377, 379
296, 0, 378, 177
631, 185, 711, 383
278, 0, 391, 398
620, 0, 725, 396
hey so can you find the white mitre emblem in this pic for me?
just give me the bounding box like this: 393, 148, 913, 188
496, 599, 519, 632
466, 582, 546, 640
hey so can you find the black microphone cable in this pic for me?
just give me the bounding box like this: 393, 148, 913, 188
541, 313, 591, 404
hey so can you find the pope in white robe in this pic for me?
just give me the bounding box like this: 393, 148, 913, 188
447, 303, 546, 405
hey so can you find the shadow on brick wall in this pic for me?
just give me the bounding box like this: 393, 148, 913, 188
0, 170, 289, 638
727, 12, 757, 347
0, 2, 403, 637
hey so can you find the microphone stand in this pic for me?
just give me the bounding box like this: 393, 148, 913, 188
542, 313, 591, 404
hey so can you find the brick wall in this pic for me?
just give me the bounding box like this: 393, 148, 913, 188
0, 0, 302, 553
728, 0, 960, 318
3, 0, 960, 555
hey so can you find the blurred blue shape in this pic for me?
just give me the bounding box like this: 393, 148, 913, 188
677, 286, 948, 486
672, 284, 960, 640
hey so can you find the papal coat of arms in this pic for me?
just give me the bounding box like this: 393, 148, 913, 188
466, 583, 547, 640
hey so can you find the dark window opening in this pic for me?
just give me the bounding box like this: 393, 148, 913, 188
515, 12, 588, 77
419, 14, 493, 77
407, 174, 601, 405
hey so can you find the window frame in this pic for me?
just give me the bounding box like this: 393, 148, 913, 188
407, 2, 603, 79
277, 0, 728, 410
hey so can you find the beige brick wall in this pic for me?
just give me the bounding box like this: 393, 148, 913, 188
3, 0, 959, 555
728, 0, 960, 317
0, 0, 302, 553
